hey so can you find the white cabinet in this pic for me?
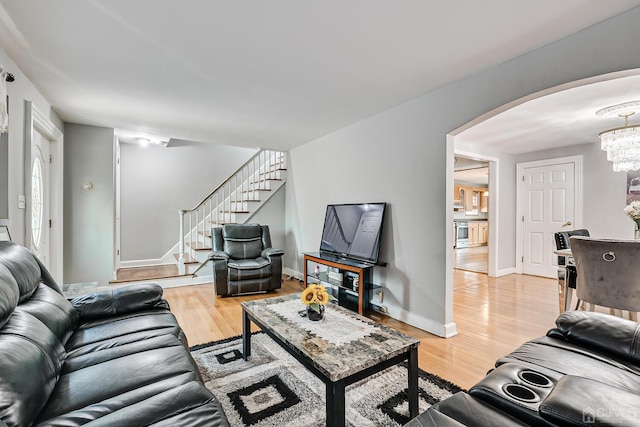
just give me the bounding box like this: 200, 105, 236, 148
468, 221, 488, 247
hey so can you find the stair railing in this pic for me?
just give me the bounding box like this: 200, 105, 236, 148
178, 149, 287, 274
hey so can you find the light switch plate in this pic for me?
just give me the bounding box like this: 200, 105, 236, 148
17, 195, 25, 209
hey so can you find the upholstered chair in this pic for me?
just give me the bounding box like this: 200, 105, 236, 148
554, 229, 590, 311
570, 236, 640, 320
208, 223, 284, 296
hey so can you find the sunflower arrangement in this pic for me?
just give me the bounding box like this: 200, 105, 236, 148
301, 284, 336, 314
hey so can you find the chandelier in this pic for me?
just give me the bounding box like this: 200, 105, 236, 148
597, 101, 640, 172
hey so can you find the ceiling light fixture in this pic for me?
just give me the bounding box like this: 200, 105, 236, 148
597, 101, 640, 172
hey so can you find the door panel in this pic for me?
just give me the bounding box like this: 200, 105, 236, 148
522, 162, 575, 277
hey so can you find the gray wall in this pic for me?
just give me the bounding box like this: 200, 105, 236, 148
119, 141, 256, 261
286, 7, 640, 336
64, 124, 115, 285
248, 185, 286, 252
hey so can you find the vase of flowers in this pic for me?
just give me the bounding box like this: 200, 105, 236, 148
301, 284, 336, 321
623, 201, 640, 239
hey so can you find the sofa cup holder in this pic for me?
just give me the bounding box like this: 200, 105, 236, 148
518, 370, 553, 388
502, 383, 540, 403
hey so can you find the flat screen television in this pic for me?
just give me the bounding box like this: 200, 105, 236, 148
319, 202, 386, 264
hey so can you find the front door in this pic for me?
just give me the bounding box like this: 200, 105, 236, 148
520, 157, 580, 278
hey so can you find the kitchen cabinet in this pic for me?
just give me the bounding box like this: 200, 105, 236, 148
454, 182, 488, 215
480, 191, 489, 213
453, 184, 464, 208
479, 222, 488, 244
469, 221, 488, 246
469, 222, 479, 245
464, 188, 482, 215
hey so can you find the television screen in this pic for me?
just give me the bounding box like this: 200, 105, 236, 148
319, 202, 386, 264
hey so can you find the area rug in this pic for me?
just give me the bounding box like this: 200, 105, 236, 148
190, 333, 464, 426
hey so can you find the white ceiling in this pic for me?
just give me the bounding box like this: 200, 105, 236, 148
1, 1, 639, 150
456, 73, 640, 154
454, 167, 488, 185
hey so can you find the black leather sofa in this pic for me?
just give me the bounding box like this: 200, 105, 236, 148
407, 310, 640, 426
0, 241, 229, 426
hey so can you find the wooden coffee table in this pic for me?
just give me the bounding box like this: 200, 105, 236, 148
241, 293, 420, 427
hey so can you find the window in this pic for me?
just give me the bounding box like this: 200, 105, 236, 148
31, 155, 43, 248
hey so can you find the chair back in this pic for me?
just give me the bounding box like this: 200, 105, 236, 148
570, 236, 640, 312
214, 224, 270, 260
554, 229, 590, 250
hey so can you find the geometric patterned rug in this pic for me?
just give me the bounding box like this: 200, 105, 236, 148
190, 333, 464, 426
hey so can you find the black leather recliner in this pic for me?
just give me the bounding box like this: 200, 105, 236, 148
406, 310, 640, 426
208, 223, 284, 296
0, 241, 229, 426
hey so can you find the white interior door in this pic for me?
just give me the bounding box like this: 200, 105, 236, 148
30, 130, 50, 266
520, 158, 580, 278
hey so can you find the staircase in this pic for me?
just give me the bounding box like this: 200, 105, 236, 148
174, 149, 287, 277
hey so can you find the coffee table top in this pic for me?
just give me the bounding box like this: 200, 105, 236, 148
241, 293, 420, 382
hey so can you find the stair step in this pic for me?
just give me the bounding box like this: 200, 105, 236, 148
250, 178, 282, 183
173, 253, 199, 264
257, 169, 287, 176
242, 189, 271, 193
186, 242, 211, 251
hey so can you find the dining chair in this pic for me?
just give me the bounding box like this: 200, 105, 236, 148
554, 229, 590, 312
569, 236, 640, 321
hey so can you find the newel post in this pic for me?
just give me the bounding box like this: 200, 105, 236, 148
178, 209, 186, 275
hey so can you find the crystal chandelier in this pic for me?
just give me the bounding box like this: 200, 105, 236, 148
597, 101, 640, 172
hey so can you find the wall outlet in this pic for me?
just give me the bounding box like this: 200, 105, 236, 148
375, 290, 384, 303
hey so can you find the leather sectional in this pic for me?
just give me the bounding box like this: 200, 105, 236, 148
0, 241, 229, 426
407, 310, 640, 426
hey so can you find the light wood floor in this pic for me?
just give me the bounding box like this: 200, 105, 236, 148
163, 270, 560, 390
453, 245, 488, 274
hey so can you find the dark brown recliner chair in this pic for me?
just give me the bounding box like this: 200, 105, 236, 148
208, 223, 284, 296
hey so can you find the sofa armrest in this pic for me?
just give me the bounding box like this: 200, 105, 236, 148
261, 247, 284, 259
539, 375, 640, 427
71, 283, 167, 320
207, 250, 229, 261
547, 311, 640, 364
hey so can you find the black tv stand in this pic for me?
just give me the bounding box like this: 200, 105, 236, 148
303, 252, 384, 315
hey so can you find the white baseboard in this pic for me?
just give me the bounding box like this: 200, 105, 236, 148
385, 304, 457, 338
283, 267, 303, 281
496, 267, 517, 277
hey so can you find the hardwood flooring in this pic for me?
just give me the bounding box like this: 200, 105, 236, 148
453, 245, 488, 273
163, 270, 560, 390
